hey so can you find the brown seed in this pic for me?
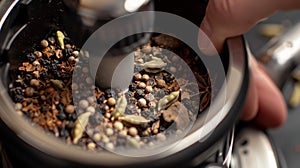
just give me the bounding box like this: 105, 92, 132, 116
25, 87, 35, 97
65, 44, 72, 49
157, 79, 166, 88
82, 67, 89, 73
142, 74, 150, 81
138, 82, 146, 88
93, 133, 101, 141
156, 133, 166, 141
105, 142, 114, 150
40, 95, 47, 101
74, 58, 79, 63
113, 121, 124, 131
106, 128, 114, 136
138, 98, 147, 107
85, 77, 93, 84
40, 39, 48, 48
105, 112, 111, 118
86, 106, 95, 113
128, 127, 138, 136
71, 83, 79, 90
34, 51, 42, 58
68, 56, 75, 62
107, 97, 116, 106
32, 71, 40, 78
56, 120, 62, 127
87, 142, 96, 150
15, 103, 23, 111
30, 79, 40, 87
73, 50, 79, 57
170, 66, 177, 73
33, 60, 40, 66
79, 100, 89, 109
145, 86, 153, 93
120, 130, 127, 136
142, 45, 152, 53
134, 73, 142, 80
65, 105, 75, 114
87, 96, 95, 104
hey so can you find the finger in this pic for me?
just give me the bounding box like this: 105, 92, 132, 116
199, 0, 279, 54
253, 60, 287, 128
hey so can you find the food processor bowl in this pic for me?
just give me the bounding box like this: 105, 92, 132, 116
0, 0, 249, 167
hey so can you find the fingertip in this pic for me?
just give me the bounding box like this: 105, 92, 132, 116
198, 17, 221, 56
253, 65, 287, 128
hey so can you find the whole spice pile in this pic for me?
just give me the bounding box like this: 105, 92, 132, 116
9, 32, 212, 152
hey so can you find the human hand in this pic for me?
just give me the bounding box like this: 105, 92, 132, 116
198, 0, 300, 128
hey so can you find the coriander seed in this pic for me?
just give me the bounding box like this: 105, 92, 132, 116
40, 39, 48, 48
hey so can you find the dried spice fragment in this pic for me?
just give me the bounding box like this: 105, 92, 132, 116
50, 79, 67, 91
152, 34, 182, 49
72, 112, 92, 144
142, 56, 167, 73
120, 115, 150, 125
111, 95, 127, 120
157, 90, 180, 111
56, 31, 65, 49
163, 101, 189, 130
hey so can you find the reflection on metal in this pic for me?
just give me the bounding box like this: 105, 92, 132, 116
258, 23, 300, 87
125, 0, 149, 12
232, 128, 278, 168
223, 127, 235, 167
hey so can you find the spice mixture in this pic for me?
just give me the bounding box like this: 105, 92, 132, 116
9, 31, 211, 152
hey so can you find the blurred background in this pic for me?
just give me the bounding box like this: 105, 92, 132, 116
245, 10, 300, 168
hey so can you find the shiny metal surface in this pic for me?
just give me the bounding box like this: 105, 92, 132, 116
232, 128, 278, 168
257, 23, 300, 87
64, 0, 150, 26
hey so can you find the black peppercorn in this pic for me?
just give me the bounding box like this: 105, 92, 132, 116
59, 129, 70, 138
55, 72, 62, 79
89, 114, 103, 126
24, 74, 33, 83
104, 89, 116, 98
27, 53, 37, 63
40, 105, 48, 113
67, 113, 77, 121
97, 95, 105, 104
41, 59, 50, 66
63, 48, 73, 57
57, 111, 66, 120
57, 103, 65, 112
40, 71, 48, 79
129, 83, 137, 91
163, 75, 174, 84
14, 94, 24, 103
134, 89, 145, 99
